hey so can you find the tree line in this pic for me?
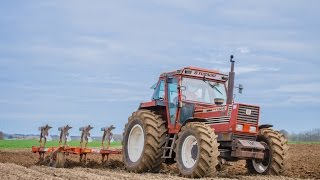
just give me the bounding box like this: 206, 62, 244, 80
1, 129, 319, 142
0, 131, 3, 140
280, 128, 320, 142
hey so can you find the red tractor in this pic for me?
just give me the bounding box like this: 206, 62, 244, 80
122, 55, 288, 178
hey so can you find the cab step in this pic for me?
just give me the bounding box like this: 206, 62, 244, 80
162, 134, 177, 159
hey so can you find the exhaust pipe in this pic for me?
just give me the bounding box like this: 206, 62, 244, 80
227, 55, 235, 104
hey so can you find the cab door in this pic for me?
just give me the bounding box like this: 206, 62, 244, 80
166, 77, 179, 127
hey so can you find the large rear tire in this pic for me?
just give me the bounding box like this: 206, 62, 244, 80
246, 128, 289, 175
123, 109, 167, 173
175, 122, 219, 178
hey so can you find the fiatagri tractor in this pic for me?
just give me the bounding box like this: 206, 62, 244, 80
122, 55, 288, 178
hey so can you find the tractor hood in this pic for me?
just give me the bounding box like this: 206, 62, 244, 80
193, 104, 232, 123
187, 103, 260, 134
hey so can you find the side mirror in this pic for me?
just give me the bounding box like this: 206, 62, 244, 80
237, 84, 243, 94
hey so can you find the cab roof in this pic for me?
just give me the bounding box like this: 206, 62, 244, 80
160, 66, 229, 82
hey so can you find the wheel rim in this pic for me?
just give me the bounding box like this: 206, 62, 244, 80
181, 135, 198, 168
128, 124, 144, 162
252, 142, 270, 173
252, 160, 269, 173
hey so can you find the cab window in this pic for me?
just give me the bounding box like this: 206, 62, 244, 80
152, 80, 165, 100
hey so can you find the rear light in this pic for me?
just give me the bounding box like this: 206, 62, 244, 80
236, 124, 243, 131
249, 126, 257, 133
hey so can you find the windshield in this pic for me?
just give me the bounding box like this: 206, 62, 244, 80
181, 77, 227, 104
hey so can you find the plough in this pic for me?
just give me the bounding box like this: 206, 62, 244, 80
32, 124, 122, 168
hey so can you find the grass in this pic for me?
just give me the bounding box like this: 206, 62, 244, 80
0, 140, 122, 149
288, 141, 320, 145
1, 140, 318, 149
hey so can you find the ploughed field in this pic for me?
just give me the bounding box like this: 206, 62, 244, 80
0, 144, 319, 180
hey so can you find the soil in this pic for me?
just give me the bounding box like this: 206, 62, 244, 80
0, 144, 319, 180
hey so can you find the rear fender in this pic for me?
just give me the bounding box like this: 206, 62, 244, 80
139, 100, 166, 109
139, 101, 167, 123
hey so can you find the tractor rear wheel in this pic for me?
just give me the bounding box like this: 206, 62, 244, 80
175, 122, 219, 178
246, 128, 288, 175
123, 109, 166, 173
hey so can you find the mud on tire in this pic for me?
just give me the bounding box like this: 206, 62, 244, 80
122, 109, 166, 173
246, 128, 289, 175
175, 122, 219, 178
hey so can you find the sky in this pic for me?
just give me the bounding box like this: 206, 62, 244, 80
0, 0, 319, 136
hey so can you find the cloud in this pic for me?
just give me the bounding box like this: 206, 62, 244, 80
0, 112, 90, 120
236, 47, 250, 54
150, 0, 212, 13
218, 65, 280, 75
274, 83, 320, 94
194, 57, 225, 65
78, 96, 147, 103
287, 95, 320, 103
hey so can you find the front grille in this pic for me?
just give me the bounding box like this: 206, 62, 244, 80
237, 104, 259, 125
204, 116, 230, 124
233, 133, 256, 141
204, 105, 232, 125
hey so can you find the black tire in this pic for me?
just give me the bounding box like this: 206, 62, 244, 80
175, 122, 219, 178
246, 128, 289, 175
48, 150, 65, 168
122, 109, 167, 173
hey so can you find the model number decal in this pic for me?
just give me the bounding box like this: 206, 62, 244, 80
203, 106, 227, 113
193, 71, 217, 78
183, 69, 226, 81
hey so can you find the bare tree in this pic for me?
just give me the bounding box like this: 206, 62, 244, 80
279, 129, 289, 139
288, 128, 320, 142
113, 134, 123, 142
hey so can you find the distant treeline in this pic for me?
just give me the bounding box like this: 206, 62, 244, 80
0, 131, 3, 140
1, 129, 319, 142
0, 131, 123, 142
280, 129, 320, 142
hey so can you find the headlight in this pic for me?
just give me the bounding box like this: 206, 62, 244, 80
236, 124, 243, 131
249, 126, 257, 133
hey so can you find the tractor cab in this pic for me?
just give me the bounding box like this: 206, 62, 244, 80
141, 67, 232, 134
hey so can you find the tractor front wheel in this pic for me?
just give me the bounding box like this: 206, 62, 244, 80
175, 122, 219, 178
246, 128, 289, 175
123, 110, 166, 173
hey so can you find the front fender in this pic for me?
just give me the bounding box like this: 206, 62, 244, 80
258, 124, 273, 130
